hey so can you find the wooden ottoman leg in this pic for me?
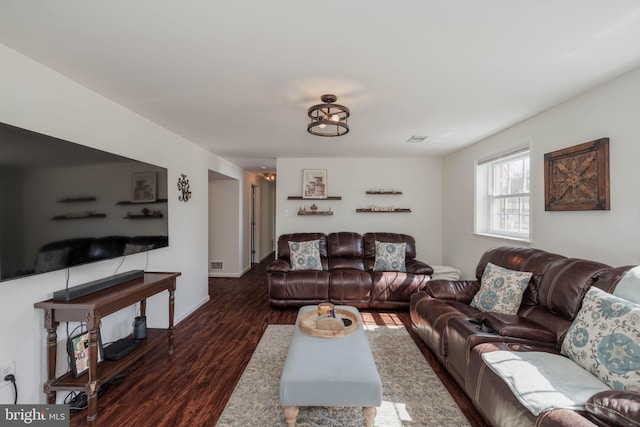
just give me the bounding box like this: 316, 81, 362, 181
363, 406, 376, 427
283, 406, 299, 427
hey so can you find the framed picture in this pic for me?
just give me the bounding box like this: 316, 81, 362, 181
544, 138, 610, 211
66, 329, 104, 377
131, 172, 157, 203
302, 169, 328, 199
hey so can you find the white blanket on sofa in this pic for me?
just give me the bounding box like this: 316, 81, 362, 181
481, 351, 610, 416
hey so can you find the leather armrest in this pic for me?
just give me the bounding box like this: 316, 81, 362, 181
481, 312, 557, 343
405, 259, 434, 275
425, 280, 480, 303
267, 259, 290, 273
586, 390, 640, 427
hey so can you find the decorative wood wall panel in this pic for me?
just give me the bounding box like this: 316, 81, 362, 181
544, 138, 610, 211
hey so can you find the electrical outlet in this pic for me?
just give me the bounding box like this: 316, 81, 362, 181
0, 360, 15, 389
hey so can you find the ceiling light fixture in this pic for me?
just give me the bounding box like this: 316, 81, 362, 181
263, 172, 276, 182
307, 94, 350, 137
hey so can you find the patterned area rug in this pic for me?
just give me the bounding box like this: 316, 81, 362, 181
216, 325, 470, 426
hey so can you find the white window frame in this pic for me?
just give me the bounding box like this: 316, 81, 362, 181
475, 147, 530, 242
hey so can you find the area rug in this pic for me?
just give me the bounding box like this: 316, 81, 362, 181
216, 325, 470, 426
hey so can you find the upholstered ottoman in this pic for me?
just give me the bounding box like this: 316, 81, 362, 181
279, 305, 383, 426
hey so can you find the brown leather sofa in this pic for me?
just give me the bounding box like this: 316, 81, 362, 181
268, 232, 433, 308
410, 246, 640, 427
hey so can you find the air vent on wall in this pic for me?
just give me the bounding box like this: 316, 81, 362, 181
407, 135, 428, 143
210, 261, 224, 270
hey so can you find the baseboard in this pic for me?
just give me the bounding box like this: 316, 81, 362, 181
208, 272, 242, 278
175, 295, 210, 324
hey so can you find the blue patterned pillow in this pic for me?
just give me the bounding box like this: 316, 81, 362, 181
373, 241, 406, 272
470, 262, 533, 315
561, 287, 640, 391
288, 240, 322, 271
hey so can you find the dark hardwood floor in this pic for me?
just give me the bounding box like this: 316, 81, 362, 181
70, 255, 488, 426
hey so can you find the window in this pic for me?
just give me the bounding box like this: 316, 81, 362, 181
475, 148, 530, 241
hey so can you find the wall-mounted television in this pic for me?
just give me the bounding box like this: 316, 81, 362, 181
0, 122, 169, 282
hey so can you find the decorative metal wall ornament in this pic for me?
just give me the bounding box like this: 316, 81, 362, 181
544, 138, 610, 211
177, 173, 192, 202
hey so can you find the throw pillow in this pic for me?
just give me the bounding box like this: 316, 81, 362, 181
289, 240, 322, 271
373, 241, 406, 272
561, 287, 640, 391
470, 262, 533, 315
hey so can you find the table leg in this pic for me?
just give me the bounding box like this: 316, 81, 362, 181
363, 406, 376, 427
283, 406, 298, 427
86, 310, 100, 427
168, 287, 175, 357
43, 309, 58, 404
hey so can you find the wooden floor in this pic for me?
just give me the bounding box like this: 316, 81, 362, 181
70, 255, 489, 427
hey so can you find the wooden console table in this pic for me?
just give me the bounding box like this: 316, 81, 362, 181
34, 271, 181, 426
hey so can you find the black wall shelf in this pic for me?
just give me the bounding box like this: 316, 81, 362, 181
116, 198, 168, 205
287, 196, 342, 200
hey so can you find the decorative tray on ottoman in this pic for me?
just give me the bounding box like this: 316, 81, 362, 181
299, 308, 359, 338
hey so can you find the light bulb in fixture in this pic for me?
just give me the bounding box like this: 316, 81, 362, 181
330, 114, 341, 122
319, 123, 327, 129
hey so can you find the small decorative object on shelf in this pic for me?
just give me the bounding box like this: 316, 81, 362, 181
177, 173, 191, 202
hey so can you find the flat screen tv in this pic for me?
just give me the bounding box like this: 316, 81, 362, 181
0, 122, 169, 282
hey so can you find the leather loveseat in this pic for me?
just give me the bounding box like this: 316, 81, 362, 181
268, 232, 433, 309
410, 246, 640, 427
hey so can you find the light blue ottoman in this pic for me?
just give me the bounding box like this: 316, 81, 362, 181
280, 305, 383, 426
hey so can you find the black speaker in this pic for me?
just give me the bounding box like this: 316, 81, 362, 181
133, 316, 147, 340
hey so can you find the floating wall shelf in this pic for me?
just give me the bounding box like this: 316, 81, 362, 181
58, 197, 97, 203
288, 196, 342, 200
356, 208, 411, 213
298, 211, 333, 216
365, 191, 403, 195
116, 198, 168, 205
51, 213, 106, 220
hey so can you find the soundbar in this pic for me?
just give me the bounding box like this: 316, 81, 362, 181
53, 270, 145, 301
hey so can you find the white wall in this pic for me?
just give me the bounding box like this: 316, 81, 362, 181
208, 177, 240, 276
259, 180, 276, 260
442, 66, 640, 278
0, 43, 246, 404
275, 158, 442, 265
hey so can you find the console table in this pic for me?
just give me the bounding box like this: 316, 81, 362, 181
34, 271, 180, 426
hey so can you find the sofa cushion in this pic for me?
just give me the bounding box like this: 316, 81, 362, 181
585, 390, 640, 427
561, 287, 640, 391
373, 241, 406, 272
470, 263, 532, 315
482, 350, 610, 416
35, 247, 70, 273
289, 240, 323, 271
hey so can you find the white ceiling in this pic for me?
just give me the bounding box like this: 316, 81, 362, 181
2, 1, 640, 173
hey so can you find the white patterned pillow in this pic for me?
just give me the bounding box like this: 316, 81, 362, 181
288, 240, 322, 271
561, 287, 640, 391
373, 241, 406, 272
470, 262, 533, 315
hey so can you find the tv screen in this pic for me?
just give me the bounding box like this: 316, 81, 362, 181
0, 122, 169, 282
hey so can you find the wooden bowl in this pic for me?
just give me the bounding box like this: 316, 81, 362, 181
299, 308, 359, 338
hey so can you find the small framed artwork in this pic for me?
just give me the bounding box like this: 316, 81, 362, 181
66, 330, 104, 377
131, 172, 157, 203
544, 138, 610, 211
302, 169, 328, 199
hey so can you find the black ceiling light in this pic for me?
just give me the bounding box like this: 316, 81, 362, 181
307, 94, 350, 137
